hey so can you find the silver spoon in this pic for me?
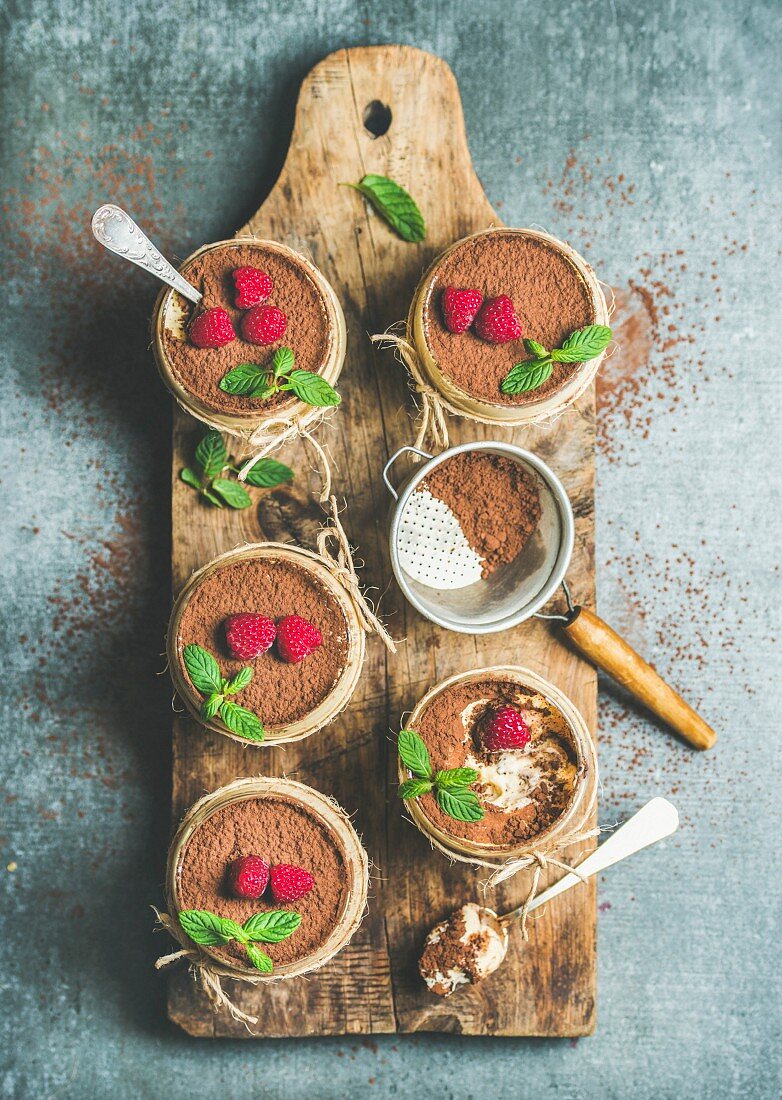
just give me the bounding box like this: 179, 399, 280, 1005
420, 796, 679, 996
90, 203, 202, 304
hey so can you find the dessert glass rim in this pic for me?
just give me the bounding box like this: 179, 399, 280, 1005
398, 664, 597, 868
167, 541, 366, 746
151, 236, 347, 433
409, 226, 610, 426
167, 776, 369, 981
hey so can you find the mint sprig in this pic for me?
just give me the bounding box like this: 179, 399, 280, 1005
341, 174, 426, 243
178, 908, 301, 973
179, 428, 294, 509
397, 729, 484, 823
501, 325, 612, 395
182, 643, 265, 741
220, 347, 340, 408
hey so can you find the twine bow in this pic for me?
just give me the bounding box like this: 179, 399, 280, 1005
370, 331, 450, 451
238, 415, 333, 501
154, 909, 259, 1029
317, 496, 397, 653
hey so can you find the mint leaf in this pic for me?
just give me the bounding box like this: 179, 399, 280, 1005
500, 358, 553, 395
272, 346, 295, 377
180, 467, 202, 490
435, 767, 479, 790
243, 458, 294, 489
551, 324, 612, 363
211, 477, 252, 510
219, 700, 265, 741
242, 910, 302, 943
524, 337, 548, 358
245, 943, 274, 972
201, 487, 224, 508
436, 786, 484, 823
347, 175, 426, 243
283, 369, 341, 408
398, 729, 431, 779
179, 909, 236, 946
219, 362, 271, 396
194, 429, 227, 479
201, 692, 224, 720
398, 778, 434, 800
224, 666, 252, 695
183, 644, 223, 694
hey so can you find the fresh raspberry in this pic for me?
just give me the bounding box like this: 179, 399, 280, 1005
269, 864, 314, 903
441, 287, 483, 333
473, 295, 523, 344
189, 307, 236, 348
240, 304, 287, 345
481, 706, 531, 752
275, 615, 322, 663
233, 266, 273, 309
227, 855, 270, 900
224, 614, 276, 661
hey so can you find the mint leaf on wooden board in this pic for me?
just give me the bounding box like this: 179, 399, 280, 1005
179, 910, 235, 946
500, 358, 553, 395
550, 324, 612, 363
210, 477, 252, 510
180, 467, 202, 490
201, 487, 224, 508
283, 369, 341, 407
245, 943, 274, 972
345, 174, 426, 242
398, 778, 434, 800
194, 429, 227, 479
397, 729, 432, 778
183, 644, 223, 695
435, 786, 484, 823
219, 700, 265, 741
242, 910, 302, 943
242, 458, 294, 489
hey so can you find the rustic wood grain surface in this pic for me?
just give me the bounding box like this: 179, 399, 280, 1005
167, 44, 598, 1037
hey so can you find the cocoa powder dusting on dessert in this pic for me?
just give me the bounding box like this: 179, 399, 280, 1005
413, 678, 578, 847
423, 231, 595, 405
176, 557, 349, 727
419, 452, 541, 577
176, 796, 349, 967
163, 243, 332, 416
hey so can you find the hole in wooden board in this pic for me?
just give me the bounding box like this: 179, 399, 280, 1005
363, 100, 392, 138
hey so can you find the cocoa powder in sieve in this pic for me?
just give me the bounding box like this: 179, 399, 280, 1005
176, 556, 349, 728
412, 677, 577, 847
162, 243, 333, 416
419, 451, 541, 577
422, 230, 596, 406
176, 795, 349, 967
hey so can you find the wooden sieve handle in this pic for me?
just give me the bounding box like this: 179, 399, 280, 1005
561, 606, 716, 750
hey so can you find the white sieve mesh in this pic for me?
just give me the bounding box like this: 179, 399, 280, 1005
396, 489, 484, 590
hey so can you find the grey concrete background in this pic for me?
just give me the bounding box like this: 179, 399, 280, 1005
1, 0, 780, 1096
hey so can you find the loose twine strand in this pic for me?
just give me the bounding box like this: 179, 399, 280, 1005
153, 909, 260, 1029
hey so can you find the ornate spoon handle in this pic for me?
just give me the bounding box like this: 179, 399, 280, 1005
91, 204, 202, 305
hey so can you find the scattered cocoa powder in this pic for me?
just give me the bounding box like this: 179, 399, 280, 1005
175, 557, 349, 728
412, 677, 578, 847
422, 231, 596, 405
419, 452, 541, 577
176, 795, 349, 967
162, 243, 333, 416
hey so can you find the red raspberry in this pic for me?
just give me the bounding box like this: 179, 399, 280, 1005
481, 706, 531, 752
227, 854, 270, 899
275, 615, 322, 663
270, 864, 314, 903
233, 266, 273, 309
241, 304, 287, 345
441, 287, 483, 333
473, 295, 523, 344
224, 614, 276, 661
189, 307, 236, 348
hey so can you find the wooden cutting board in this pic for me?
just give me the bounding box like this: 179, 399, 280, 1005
167, 44, 598, 1037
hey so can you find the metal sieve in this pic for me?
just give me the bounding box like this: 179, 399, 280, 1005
384, 441, 573, 635
383, 440, 717, 752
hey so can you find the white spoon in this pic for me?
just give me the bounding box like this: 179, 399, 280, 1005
420, 796, 679, 996
91, 203, 202, 304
